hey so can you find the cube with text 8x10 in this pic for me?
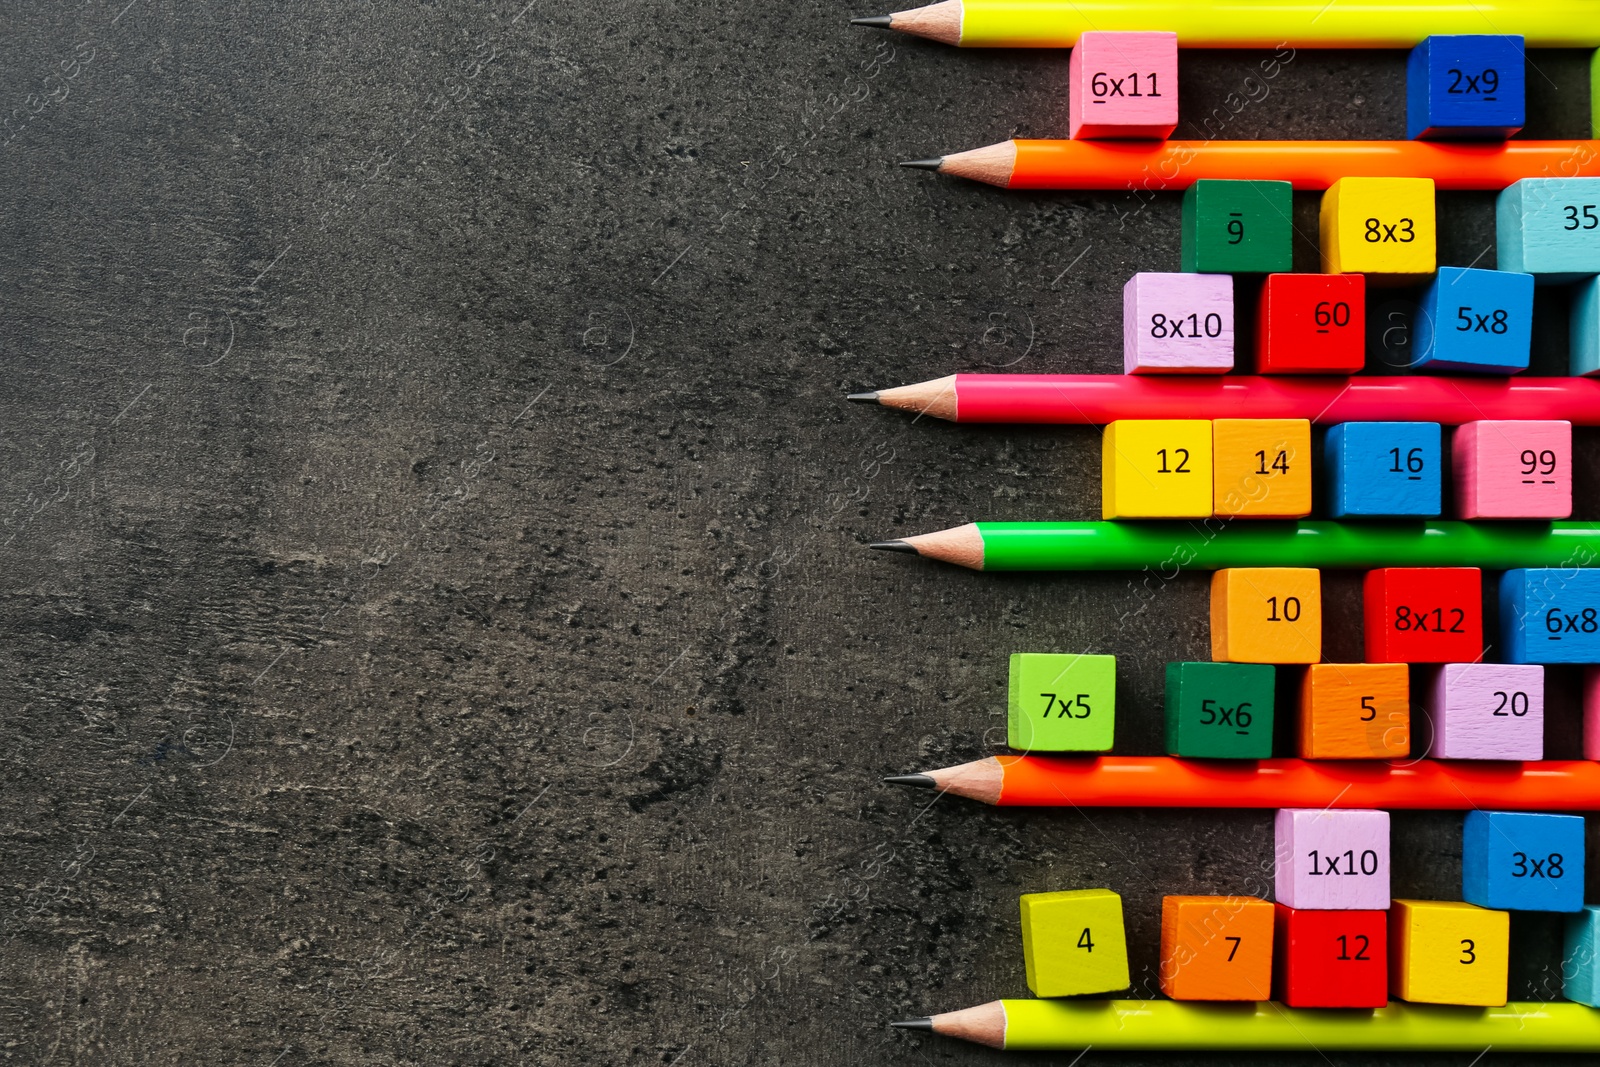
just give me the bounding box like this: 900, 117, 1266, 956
1325, 421, 1442, 518
1276, 808, 1390, 910
1499, 568, 1600, 664
1406, 35, 1525, 140
1412, 267, 1534, 374
1463, 810, 1584, 912
1123, 273, 1234, 374
1165, 661, 1275, 758
1020, 889, 1130, 997
1008, 653, 1116, 752
1181, 180, 1293, 274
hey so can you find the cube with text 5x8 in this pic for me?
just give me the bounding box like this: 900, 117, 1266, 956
1320, 177, 1436, 281
1124, 273, 1234, 374
1574, 276, 1600, 377
1275, 808, 1390, 910
1563, 906, 1600, 1006
1298, 663, 1409, 760
1212, 568, 1321, 664
1427, 663, 1544, 761
1102, 419, 1214, 519
1212, 419, 1312, 519
1389, 900, 1509, 1005
1453, 420, 1571, 520
1325, 422, 1442, 519
1181, 180, 1293, 274
1412, 267, 1534, 374
1008, 653, 1116, 752
1364, 568, 1483, 664
1020, 889, 1130, 997
1274, 904, 1388, 1008
1499, 568, 1600, 664
1068, 32, 1177, 140
1160, 896, 1274, 1001
1165, 661, 1275, 759
1255, 273, 1366, 374
1406, 35, 1526, 140
1498, 178, 1600, 282
1463, 810, 1585, 913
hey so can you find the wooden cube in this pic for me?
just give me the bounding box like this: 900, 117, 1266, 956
1574, 275, 1600, 377
1463, 810, 1585, 912
1274, 904, 1389, 1008
1586, 666, 1600, 760
1453, 420, 1572, 519
1007, 653, 1116, 752
1255, 273, 1366, 374
1164, 661, 1275, 759
1159, 895, 1274, 1001
1364, 567, 1484, 663
1020, 888, 1131, 997
1212, 568, 1321, 664
1102, 419, 1214, 519
1298, 663, 1410, 760
1406, 35, 1526, 140
1320, 177, 1437, 281
1389, 899, 1509, 1005
1325, 421, 1442, 518
1563, 905, 1600, 1006
1413, 267, 1534, 374
1498, 178, 1600, 282
1213, 419, 1312, 519
1123, 273, 1234, 374
1068, 31, 1177, 140
1427, 663, 1544, 760
1181, 180, 1294, 274
1499, 568, 1600, 664
1275, 808, 1390, 910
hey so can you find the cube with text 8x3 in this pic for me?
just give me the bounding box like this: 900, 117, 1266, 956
1274, 904, 1389, 1008
1020, 889, 1130, 997
1389, 900, 1509, 1005
1412, 267, 1534, 374
1320, 177, 1436, 281
1499, 568, 1600, 664
1463, 810, 1585, 912
1325, 422, 1442, 518
1181, 180, 1293, 274
1276, 808, 1390, 910
1008, 653, 1116, 752
1406, 35, 1525, 140
1165, 662, 1275, 758
1160, 896, 1274, 1001
1497, 178, 1600, 282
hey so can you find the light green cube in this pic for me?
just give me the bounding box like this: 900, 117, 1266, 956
1021, 888, 1131, 997
1008, 653, 1116, 752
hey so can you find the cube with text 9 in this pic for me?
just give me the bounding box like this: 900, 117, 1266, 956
1274, 904, 1388, 1008
1068, 32, 1178, 140
1463, 810, 1585, 913
1389, 900, 1509, 1005
1405, 35, 1525, 140
1364, 568, 1483, 664
1498, 178, 1600, 282
1275, 808, 1390, 910
1298, 663, 1409, 760
1212, 419, 1311, 519
1181, 180, 1293, 274
1412, 267, 1534, 374
1020, 889, 1130, 997
1212, 568, 1321, 664
1320, 177, 1436, 281
1008, 653, 1116, 753
1499, 568, 1600, 664
1102, 419, 1214, 519
1160, 896, 1274, 1001
1427, 663, 1544, 761
1164, 661, 1275, 759
1325, 421, 1442, 518
1123, 273, 1234, 374
1453, 420, 1571, 520
1255, 273, 1366, 374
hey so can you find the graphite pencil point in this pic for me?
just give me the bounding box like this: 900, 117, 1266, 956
899, 157, 944, 171
890, 1018, 934, 1031
884, 773, 936, 789
846, 391, 880, 404
869, 540, 916, 553
850, 15, 893, 28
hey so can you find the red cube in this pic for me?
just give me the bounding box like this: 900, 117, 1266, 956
1364, 567, 1483, 663
1255, 273, 1366, 374
1274, 904, 1388, 1008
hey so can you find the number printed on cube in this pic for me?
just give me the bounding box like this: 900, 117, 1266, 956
1499, 568, 1600, 664
1213, 419, 1311, 519
1412, 267, 1534, 374
1320, 177, 1437, 280
1497, 177, 1600, 282
1298, 663, 1410, 760
1274, 904, 1389, 1008
1123, 273, 1234, 374
1068, 31, 1178, 139
1255, 273, 1366, 374
1102, 419, 1214, 519
1563, 905, 1600, 1006
1164, 661, 1275, 759
1406, 35, 1526, 140
1275, 808, 1390, 910
1007, 653, 1116, 752
1389, 899, 1509, 1005
1159, 896, 1274, 1001
1463, 810, 1585, 913
1574, 275, 1600, 377
1364, 568, 1483, 664
1212, 568, 1322, 664
1019, 888, 1131, 997
1453, 420, 1572, 519
1427, 663, 1545, 761
1325, 421, 1442, 518
1181, 180, 1294, 274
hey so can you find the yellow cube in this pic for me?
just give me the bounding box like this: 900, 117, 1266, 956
1213, 419, 1312, 518
1102, 419, 1213, 519
1389, 899, 1509, 1006
1211, 567, 1322, 663
1020, 888, 1131, 997
1319, 177, 1437, 280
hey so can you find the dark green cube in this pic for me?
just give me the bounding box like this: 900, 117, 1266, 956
1180, 179, 1294, 274
1164, 662, 1275, 759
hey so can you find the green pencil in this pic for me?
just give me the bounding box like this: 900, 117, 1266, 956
870, 521, 1600, 571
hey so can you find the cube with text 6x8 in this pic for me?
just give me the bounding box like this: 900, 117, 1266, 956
1500, 568, 1600, 664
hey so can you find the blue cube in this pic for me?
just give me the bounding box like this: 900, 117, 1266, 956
1324, 421, 1442, 518
1413, 267, 1534, 373
1463, 810, 1585, 912
1498, 178, 1600, 282
1500, 568, 1600, 664
1407, 35, 1526, 140
1564, 906, 1600, 1006
1574, 275, 1600, 377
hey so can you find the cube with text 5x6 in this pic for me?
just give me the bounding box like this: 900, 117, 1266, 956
1320, 177, 1436, 281
1389, 900, 1509, 1005
1275, 808, 1390, 910
1165, 661, 1275, 759
1008, 653, 1115, 753
1068, 32, 1177, 140
1020, 889, 1130, 997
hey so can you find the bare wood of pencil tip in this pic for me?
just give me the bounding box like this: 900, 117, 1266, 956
901, 141, 1016, 186
871, 523, 985, 568
850, 0, 962, 44
892, 757, 1004, 802
928, 1002, 1006, 1048
864, 374, 958, 420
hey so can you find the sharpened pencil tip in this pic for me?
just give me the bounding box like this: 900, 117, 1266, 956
869, 540, 916, 553
899, 157, 944, 171
850, 15, 893, 28
891, 1018, 934, 1031
884, 774, 936, 789
846, 391, 880, 404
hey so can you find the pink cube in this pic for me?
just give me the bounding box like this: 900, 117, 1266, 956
1275, 808, 1390, 910
1585, 667, 1600, 761
1452, 420, 1572, 519
1426, 663, 1544, 761
1069, 31, 1178, 140
1124, 272, 1234, 374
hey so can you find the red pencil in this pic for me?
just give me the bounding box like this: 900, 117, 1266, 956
848, 374, 1600, 425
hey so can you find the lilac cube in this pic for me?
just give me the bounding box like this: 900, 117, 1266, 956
1275, 808, 1391, 910
1124, 272, 1234, 374
1427, 663, 1544, 761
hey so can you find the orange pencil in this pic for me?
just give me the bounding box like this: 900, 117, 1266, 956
902, 138, 1600, 190
887, 755, 1600, 809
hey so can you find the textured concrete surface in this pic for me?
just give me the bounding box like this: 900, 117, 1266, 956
0, 3, 1596, 1064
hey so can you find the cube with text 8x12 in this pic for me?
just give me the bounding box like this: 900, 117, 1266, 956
1020, 889, 1130, 997
1008, 653, 1116, 752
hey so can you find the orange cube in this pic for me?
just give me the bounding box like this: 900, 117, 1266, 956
1298, 663, 1410, 759
1160, 895, 1275, 1001
1211, 568, 1322, 664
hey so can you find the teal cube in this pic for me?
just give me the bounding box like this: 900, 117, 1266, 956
1164, 661, 1276, 759
1574, 275, 1600, 377
1564, 905, 1600, 1006
1008, 653, 1116, 753
1497, 178, 1600, 282
1181, 179, 1294, 274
